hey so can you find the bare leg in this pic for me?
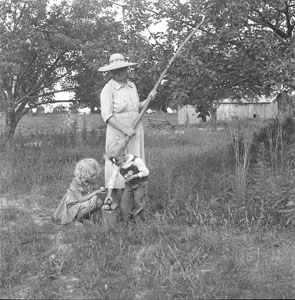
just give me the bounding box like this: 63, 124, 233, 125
76, 196, 103, 220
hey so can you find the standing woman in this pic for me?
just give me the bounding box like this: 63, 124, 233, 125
98, 53, 156, 205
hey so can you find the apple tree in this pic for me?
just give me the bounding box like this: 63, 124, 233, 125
0, 0, 126, 147
118, 0, 295, 123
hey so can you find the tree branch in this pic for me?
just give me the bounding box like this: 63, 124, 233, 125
284, 2, 294, 38
14, 53, 38, 96
250, 8, 289, 39
16, 72, 70, 104
21, 55, 64, 97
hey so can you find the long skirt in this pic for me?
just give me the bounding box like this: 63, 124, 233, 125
104, 111, 145, 189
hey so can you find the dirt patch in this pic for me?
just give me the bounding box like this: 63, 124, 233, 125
0, 194, 52, 227
0, 194, 84, 299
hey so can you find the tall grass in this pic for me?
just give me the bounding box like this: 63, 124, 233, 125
1, 119, 295, 299
0, 123, 106, 194
225, 118, 295, 229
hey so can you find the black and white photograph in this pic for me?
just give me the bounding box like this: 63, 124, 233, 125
1, 0, 295, 299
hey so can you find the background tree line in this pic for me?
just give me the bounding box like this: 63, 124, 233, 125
1, 0, 295, 147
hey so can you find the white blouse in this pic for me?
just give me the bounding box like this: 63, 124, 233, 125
100, 79, 140, 123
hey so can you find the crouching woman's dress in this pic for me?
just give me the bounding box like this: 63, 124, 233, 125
53, 177, 96, 225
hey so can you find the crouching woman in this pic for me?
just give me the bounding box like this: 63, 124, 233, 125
53, 158, 106, 225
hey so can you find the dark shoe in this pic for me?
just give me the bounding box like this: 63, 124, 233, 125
128, 213, 136, 224
138, 211, 146, 222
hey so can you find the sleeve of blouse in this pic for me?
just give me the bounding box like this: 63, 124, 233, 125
134, 158, 149, 178
69, 177, 84, 195
100, 83, 114, 123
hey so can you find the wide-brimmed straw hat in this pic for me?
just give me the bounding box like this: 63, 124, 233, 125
98, 53, 138, 72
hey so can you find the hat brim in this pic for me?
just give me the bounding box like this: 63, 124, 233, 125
98, 61, 138, 72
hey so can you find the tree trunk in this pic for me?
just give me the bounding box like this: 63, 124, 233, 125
0, 108, 19, 149
209, 106, 217, 130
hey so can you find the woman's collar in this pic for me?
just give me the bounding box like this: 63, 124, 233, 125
110, 78, 134, 90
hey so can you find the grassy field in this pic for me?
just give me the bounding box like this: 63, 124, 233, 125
1, 115, 295, 299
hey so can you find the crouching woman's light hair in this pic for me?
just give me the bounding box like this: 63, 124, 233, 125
74, 158, 101, 181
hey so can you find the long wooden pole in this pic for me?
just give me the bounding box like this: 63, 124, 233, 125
122, 17, 205, 149
133, 17, 205, 129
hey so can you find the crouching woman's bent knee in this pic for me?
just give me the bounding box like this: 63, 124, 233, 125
76, 196, 103, 220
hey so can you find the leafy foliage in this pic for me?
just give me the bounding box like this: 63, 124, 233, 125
0, 0, 137, 146
2, 0, 295, 144
121, 0, 295, 120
